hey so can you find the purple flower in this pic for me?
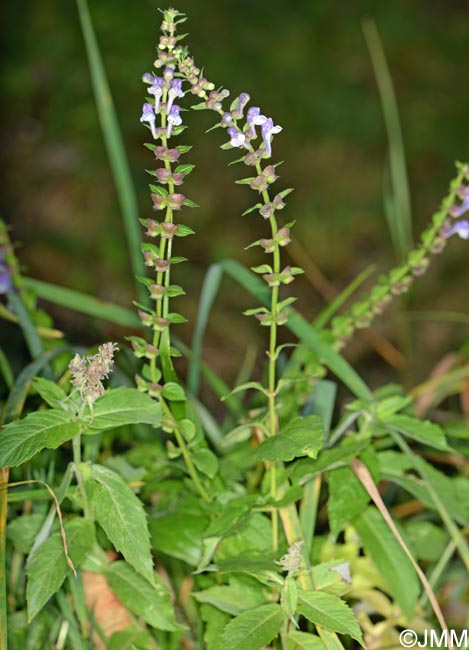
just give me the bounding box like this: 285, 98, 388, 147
451, 187, 469, 218
0, 264, 12, 294
261, 118, 282, 157
140, 103, 157, 139
227, 127, 246, 148
167, 104, 182, 137
148, 78, 164, 113
232, 92, 250, 119
142, 72, 157, 85
246, 107, 267, 137
167, 78, 185, 114
444, 219, 469, 240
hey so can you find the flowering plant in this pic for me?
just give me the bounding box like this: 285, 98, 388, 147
0, 6, 468, 650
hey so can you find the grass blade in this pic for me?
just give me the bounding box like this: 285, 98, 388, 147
188, 263, 223, 396
75, 0, 146, 303
363, 19, 413, 261
23, 277, 139, 328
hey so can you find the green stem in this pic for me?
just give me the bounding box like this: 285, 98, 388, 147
0, 467, 8, 650
72, 433, 91, 519
160, 400, 210, 503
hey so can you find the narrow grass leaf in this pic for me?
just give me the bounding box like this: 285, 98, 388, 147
188, 263, 223, 395
23, 278, 140, 328
75, 0, 146, 302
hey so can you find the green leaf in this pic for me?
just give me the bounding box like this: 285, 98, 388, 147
328, 467, 370, 538
7, 514, 45, 554
192, 447, 219, 479
26, 518, 95, 621
188, 263, 223, 396
290, 439, 369, 485
23, 277, 140, 328
162, 382, 186, 402
256, 416, 323, 462
87, 388, 163, 432
33, 377, 67, 409
200, 604, 230, 650
7, 292, 44, 361
85, 464, 153, 582
75, 0, 146, 304
297, 591, 363, 645
193, 581, 267, 616
105, 561, 182, 630
220, 603, 283, 650
150, 494, 209, 566
215, 554, 278, 575
286, 631, 326, 650
353, 507, 420, 617
385, 415, 449, 451
107, 629, 152, 650
405, 521, 448, 562
0, 410, 79, 467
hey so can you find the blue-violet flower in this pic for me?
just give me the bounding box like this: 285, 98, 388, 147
140, 103, 157, 139
167, 78, 185, 114
445, 219, 469, 240
261, 118, 282, 157
246, 107, 267, 137
227, 127, 246, 148
167, 104, 182, 137
148, 77, 164, 113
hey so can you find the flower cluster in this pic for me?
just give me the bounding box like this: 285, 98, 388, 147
69, 343, 118, 404
329, 163, 469, 347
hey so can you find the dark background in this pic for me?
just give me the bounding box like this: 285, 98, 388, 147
1, 0, 468, 388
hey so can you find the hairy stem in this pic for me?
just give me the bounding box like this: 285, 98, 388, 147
72, 433, 91, 519
0, 468, 8, 650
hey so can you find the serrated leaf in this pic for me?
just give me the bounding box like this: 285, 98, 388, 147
33, 378, 67, 408
297, 591, 363, 645
289, 439, 369, 485
220, 603, 283, 650
256, 416, 323, 462
85, 464, 153, 582
353, 507, 420, 618
162, 381, 186, 401
385, 415, 449, 451
27, 518, 94, 621
105, 561, 182, 631
0, 410, 79, 467
88, 388, 163, 432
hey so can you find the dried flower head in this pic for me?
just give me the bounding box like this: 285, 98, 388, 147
69, 342, 118, 404
279, 541, 303, 575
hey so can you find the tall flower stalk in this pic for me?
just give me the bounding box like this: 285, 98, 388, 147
135, 9, 212, 503
159, 8, 303, 550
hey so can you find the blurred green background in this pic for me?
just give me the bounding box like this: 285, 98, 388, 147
1, 0, 468, 387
